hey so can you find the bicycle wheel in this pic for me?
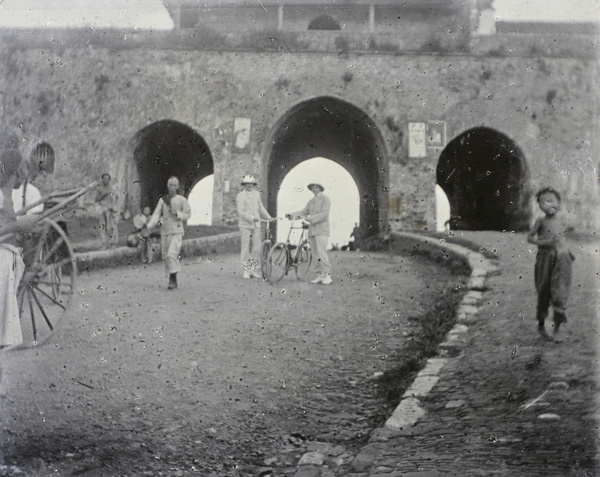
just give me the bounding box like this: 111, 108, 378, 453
294, 240, 312, 280
260, 240, 271, 280
17, 218, 76, 347
266, 242, 289, 284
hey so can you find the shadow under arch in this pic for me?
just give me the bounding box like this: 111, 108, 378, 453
129, 120, 213, 211
264, 96, 388, 238
436, 126, 531, 231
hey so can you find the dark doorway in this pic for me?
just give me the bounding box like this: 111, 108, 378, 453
308, 14, 341, 30
132, 120, 213, 210
264, 96, 388, 238
437, 127, 530, 231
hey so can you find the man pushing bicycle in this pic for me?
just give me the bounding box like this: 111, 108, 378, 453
286, 180, 332, 285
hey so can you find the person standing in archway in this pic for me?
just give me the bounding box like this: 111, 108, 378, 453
147, 176, 191, 290
287, 180, 332, 285
236, 175, 272, 279
94, 173, 119, 249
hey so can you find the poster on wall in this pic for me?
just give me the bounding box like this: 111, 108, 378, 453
233, 117, 251, 153
408, 122, 427, 158
427, 120, 446, 148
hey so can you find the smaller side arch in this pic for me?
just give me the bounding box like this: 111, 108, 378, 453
308, 14, 341, 30
436, 126, 531, 231
127, 120, 213, 213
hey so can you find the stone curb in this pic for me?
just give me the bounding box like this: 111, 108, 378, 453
381, 232, 497, 431
292, 232, 498, 476
75, 231, 240, 272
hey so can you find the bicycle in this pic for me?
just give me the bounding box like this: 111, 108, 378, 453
258, 217, 279, 280
264, 218, 312, 284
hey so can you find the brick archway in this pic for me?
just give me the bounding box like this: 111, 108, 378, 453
264, 96, 389, 238
436, 126, 531, 231
129, 120, 213, 212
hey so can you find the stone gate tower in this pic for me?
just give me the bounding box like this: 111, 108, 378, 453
0, 0, 598, 234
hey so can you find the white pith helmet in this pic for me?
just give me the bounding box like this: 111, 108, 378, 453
307, 180, 324, 191
241, 174, 257, 185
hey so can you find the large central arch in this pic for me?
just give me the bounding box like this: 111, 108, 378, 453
264, 96, 388, 238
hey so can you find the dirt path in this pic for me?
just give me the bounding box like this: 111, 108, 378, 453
0, 250, 462, 476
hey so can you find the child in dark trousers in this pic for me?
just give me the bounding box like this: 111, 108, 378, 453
527, 187, 574, 342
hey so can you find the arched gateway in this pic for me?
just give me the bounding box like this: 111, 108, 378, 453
437, 127, 531, 232
127, 120, 213, 213
264, 97, 389, 238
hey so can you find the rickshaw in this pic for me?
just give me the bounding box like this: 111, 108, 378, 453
8, 181, 97, 348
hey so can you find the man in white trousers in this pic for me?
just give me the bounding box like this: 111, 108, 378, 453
236, 174, 272, 279
147, 177, 191, 290
287, 180, 332, 285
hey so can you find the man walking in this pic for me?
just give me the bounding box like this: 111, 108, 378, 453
147, 177, 191, 290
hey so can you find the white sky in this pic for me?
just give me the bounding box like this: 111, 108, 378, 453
277, 158, 359, 249
0, 0, 174, 30
0, 1, 598, 29
494, 0, 600, 22
188, 159, 360, 248
188, 175, 214, 226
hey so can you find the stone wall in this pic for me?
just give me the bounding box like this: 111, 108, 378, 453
1, 30, 598, 232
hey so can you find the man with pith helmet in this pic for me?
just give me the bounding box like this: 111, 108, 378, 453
236, 174, 273, 279
287, 180, 332, 285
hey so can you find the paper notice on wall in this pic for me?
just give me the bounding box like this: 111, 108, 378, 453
408, 122, 426, 158
427, 121, 446, 148
233, 117, 251, 153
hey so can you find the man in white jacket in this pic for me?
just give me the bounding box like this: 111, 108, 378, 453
287, 180, 332, 285
236, 175, 272, 279
146, 176, 191, 290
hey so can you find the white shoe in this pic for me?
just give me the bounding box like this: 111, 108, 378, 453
251, 270, 263, 279
310, 275, 323, 284
321, 274, 332, 285
242, 271, 251, 279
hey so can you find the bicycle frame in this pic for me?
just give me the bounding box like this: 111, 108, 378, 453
264, 220, 312, 284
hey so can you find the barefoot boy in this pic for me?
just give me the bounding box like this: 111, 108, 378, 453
527, 187, 574, 342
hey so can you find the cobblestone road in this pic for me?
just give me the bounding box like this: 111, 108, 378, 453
355, 232, 599, 477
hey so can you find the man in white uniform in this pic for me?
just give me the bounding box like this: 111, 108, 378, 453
146, 176, 191, 290
236, 175, 272, 279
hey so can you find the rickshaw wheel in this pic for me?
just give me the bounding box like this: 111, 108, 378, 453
17, 218, 76, 347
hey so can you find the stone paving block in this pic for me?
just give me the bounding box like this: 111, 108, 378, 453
299, 452, 325, 466
437, 344, 461, 357
403, 376, 440, 398
293, 466, 322, 477
419, 358, 448, 376
440, 333, 461, 346
445, 399, 465, 409
384, 398, 426, 430
351, 443, 387, 472
468, 275, 487, 290
448, 324, 468, 335
457, 304, 479, 316
469, 267, 489, 277
462, 290, 484, 304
